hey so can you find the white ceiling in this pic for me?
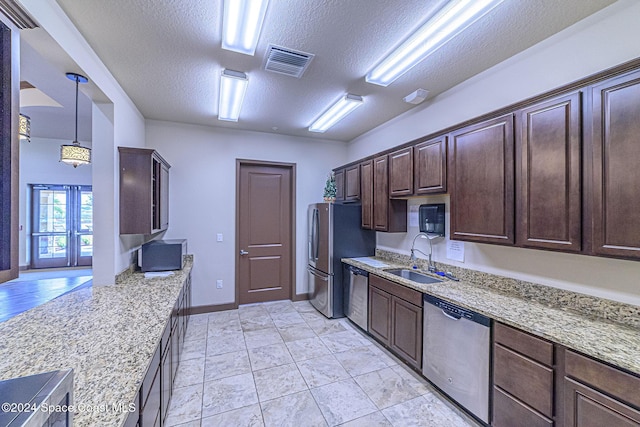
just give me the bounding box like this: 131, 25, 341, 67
24, 0, 617, 142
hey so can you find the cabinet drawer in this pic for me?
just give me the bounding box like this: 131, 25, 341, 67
494, 343, 554, 417
493, 387, 553, 427
141, 344, 161, 405
565, 350, 640, 409
370, 275, 422, 307
494, 322, 553, 366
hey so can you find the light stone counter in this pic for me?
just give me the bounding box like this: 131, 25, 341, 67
343, 253, 640, 377
0, 257, 193, 427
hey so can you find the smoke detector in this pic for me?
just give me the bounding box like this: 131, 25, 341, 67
404, 88, 429, 105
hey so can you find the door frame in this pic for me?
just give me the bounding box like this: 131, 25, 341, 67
235, 159, 297, 307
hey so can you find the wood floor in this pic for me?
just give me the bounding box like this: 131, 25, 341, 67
0, 269, 92, 323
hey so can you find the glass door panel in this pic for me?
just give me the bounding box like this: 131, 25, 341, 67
75, 187, 93, 266
30, 185, 93, 269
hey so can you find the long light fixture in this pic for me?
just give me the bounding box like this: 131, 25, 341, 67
309, 94, 363, 133
222, 0, 270, 56
218, 69, 249, 122
60, 73, 91, 168
366, 0, 504, 86
19, 114, 30, 142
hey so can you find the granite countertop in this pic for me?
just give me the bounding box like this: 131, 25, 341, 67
0, 257, 193, 427
343, 255, 640, 377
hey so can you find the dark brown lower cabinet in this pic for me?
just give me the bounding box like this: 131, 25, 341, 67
368, 275, 422, 369
492, 322, 555, 427
564, 349, 640, 427
130, 272, 191, 426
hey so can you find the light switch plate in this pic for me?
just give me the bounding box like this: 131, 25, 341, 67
216, 279, 223, 289
217, 233, 223, 242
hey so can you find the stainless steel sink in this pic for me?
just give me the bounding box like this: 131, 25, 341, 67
384, 268, 442, 284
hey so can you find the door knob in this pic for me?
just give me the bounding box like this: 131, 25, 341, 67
240, 249, 249, 256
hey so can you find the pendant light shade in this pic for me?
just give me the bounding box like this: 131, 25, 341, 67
19, 114, 30, 142
60, 73, 91, 168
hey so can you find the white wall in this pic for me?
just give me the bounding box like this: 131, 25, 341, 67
21, 0, 147, 284
18, 137, 92, 267
348, 0, 640, 306
147, 120, 348, 307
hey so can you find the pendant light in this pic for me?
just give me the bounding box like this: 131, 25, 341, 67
18, 114, 30, 142
60, 73, 91, 168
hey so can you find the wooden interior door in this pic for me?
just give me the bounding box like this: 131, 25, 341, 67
237, 162, 293, 304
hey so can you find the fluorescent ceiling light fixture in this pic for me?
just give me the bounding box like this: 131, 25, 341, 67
366, 0, 504, 86
309, 94, 363, 133
222, 0, 270, 55
218, 69, 249, 122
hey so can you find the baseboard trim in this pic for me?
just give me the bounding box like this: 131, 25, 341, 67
292, 293, 309, 302
188, 302, 237, 315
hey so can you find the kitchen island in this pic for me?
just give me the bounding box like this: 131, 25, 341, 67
0, 256, 193, 427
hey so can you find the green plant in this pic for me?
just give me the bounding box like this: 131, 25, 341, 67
323, 173, 337, 198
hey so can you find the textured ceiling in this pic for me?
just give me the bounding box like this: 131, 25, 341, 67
42, 0, 617, 142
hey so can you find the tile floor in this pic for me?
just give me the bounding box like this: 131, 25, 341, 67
165, 300, 480, 427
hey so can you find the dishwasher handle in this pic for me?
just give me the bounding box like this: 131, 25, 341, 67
441, 309, 462, 321
346, 265, 368, 277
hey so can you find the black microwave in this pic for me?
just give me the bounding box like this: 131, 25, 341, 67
139, 239, 187, 272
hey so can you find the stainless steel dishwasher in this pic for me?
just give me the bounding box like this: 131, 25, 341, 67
344, 265, 369, 330
422, 294, 491, 424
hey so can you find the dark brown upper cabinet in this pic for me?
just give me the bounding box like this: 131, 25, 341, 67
389, 147, 413, 197
414, 135, 447, 195
516, 92, 582, 252
591, 70, 640, 260
373, 155, 407, 232
360, 160, 374, 230
119, 147, 171, 235
344, 164, 360, 201
334, 168, 345, 201
449, 114, 515, 245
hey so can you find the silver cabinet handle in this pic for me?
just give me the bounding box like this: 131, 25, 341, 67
240, 249, 249, 256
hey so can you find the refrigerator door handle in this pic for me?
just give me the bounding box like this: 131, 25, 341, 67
313, 208, 320, 261
307, 266, 329, 280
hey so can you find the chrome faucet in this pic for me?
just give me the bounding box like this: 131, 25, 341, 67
410, 232, 436, 273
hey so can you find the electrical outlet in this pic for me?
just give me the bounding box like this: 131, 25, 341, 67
216, 279, 223, 289
217, 233, 223, 242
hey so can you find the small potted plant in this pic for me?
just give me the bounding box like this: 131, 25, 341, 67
323, 173, 337, 202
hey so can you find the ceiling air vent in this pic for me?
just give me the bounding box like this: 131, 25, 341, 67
264, 45, 314, 78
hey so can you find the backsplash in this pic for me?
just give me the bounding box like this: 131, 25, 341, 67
376, 249, 640, 329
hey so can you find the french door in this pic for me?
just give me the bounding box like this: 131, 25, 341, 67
31, 185, 93, 269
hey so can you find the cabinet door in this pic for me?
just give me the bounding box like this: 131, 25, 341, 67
360, 160, 374, 229
345, 164, 360, 201
334, 169, 345, 201
373, 155, 407, 232
591, 71, 640, 259
389, 147, 413, 197
517, 92, 581, 252
414, 136, 447, 194
449, 114, 515, 245
160, 160, 170, 231
368, 285, 391, 345
373, 155, 390, 231
390, 297, 422, 369
564, 378, 640, 427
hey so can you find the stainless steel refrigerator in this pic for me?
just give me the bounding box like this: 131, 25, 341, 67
307, 203, 376, 318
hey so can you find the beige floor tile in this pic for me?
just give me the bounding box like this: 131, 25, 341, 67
285, 336, 332, 361
247, 342, 294, 371
244, 327, 284, 349
201, 404, 264, 427
205, 350, 251, 382
310, 378, 377, 426
201, 373, 259, 418
261, 390, 327, 427
297, 354, 351, 388
337, 411, 392, 427
253, 363, 308, 402
164, 384, 203, 426
354, 367, 421, 409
